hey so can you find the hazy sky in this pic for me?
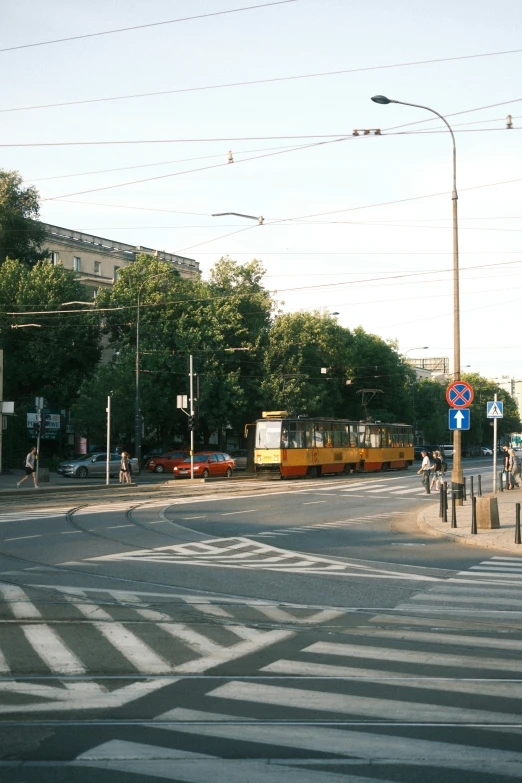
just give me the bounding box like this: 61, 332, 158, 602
2, 0, 522, 379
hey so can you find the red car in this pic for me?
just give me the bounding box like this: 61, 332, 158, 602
146, 450, 189, 473
173, 452, 235, 479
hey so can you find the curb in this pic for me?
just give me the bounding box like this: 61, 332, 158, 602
417, 506, 520, 553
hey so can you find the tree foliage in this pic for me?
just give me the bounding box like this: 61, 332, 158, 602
0, 170, 47, 268
0, 259, 101, 407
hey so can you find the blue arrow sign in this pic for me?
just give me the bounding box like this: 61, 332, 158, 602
449, 408, 470, 430
487, 400, 503, 418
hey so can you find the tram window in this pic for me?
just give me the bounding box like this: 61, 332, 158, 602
359, 425, 368, 447
369, 427, 381, 448
305, 422, 313, 447
256, 420, 282, 449
332, 423, 343, 448
350, 424, 358, 447
314, 423, 325, 448
288, 421, 305, 448
323, 423, 333, 448
281, 426, 290, 448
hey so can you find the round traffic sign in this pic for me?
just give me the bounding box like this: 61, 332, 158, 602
446, 380, 474, 408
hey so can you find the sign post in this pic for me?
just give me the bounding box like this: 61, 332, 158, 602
487, 394, 503, 492
446, 380, 474, 504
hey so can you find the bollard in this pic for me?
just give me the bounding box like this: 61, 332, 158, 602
471, 495, 477, 535
470, 476, 474, 500
439, 484, 444, 518
451, 493, 457, 528
443, 482, 448, 523
478, 474, 482, 497
463, 476, 467, 502
516, 503, 521, 545
499, 472, 504, 492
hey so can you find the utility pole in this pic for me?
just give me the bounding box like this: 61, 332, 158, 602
106, 394, 111, 486
36, 407, 42, 484
189, 354, 194, 480
0, 350, 3, 475
493, 392, 498, 492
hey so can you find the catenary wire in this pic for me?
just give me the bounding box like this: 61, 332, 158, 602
1, 48, 521, 113
0, 2, 297, 53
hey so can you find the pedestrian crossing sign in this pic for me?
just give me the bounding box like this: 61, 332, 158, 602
487, 401, 503, 418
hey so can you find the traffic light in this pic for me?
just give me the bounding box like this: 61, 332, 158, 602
40, 415, 46, 437
188, 416, 195, 431
33, 422, 40, 435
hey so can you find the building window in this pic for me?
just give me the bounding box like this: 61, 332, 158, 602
94, 261, 101, 275
114, 266, 120, 280
51, 251, 59, 265
73, 256, 81, 272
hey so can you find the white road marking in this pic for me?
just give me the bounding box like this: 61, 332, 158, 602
0, 585, 42, 619
391, 487, 425, 494
22, 624, 86, 674
107, 524, 134, 529
262, 660, 522, 698
0, 647, 10, 673
4, 534, 42, 541
182, 516, 206, 520
305, 641, 522, 672
367, 485, 408, 493
93, 622, 173, 673
156, 707, 522, 776
302, 501, 327, 505
209, 680, 518, 723
220, 510, 256, 516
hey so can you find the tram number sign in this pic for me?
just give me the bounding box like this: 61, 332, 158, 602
446, 381, 474, 408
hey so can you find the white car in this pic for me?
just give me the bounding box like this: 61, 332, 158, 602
481, 446, 493, 456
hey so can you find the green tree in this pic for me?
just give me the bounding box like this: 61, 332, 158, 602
462, 373, 521, 446
414, 379, 448, 443
0, 170, 47, 268
0, 259, 101, 407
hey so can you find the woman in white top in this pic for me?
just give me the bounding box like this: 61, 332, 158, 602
417, 450, 432, 494
17, 447, 38, 488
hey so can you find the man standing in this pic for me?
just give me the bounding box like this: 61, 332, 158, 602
17, 447, 38, 488
417, 449, 432, 494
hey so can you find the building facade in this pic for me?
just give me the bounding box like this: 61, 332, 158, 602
43, 223, 199, 296
406, 356, 450, 384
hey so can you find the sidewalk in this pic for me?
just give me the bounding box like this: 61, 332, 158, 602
418, 490, 522, 554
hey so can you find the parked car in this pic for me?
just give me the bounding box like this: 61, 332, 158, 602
228, 448, 248, 470
88, 444, 123, 455
414, 446, 433, 461
481, 446, 493, 456
146, 450, 189, 473
172, 452, 235, 479
57, 452, 139, 479
142, 447, 165, 463
439, 444, 454, 458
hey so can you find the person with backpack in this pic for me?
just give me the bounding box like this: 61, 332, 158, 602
430, 450, 443, 492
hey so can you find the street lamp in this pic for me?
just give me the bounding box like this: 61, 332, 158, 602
135, 269, 177, 462
371, 95, 463, 503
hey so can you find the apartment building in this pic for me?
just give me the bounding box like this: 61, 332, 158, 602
44, 223, 199, 296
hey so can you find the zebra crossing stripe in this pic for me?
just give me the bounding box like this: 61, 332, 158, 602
358, 628, 522, 652
304, 641, 522, 673
74, 743, 371, 782
0, 585, 42, 619
21, 625, 86, 674
261, 659, 522, 699
153, 707, 522, 774
207, 680, 519, 724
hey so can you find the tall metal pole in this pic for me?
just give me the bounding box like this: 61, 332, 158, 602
0, 349, 3, 475
135, 290, 142, 463
493, 392, 498, 492
189, 354, 194, 480
106, 394, 111, 486
371, 96, 463, 503
36, 407, 42, 484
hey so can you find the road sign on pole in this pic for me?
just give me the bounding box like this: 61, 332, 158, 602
446, 381, 474, 408
449, 408, 470, 430
176, 395, 188, 410
487, 400, 503, 418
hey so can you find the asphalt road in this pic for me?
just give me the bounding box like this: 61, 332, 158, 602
1, 460, 521, 782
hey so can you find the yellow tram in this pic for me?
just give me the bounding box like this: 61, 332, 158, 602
254, 412, 413, 479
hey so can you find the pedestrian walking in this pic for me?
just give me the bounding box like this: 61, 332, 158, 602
417, 449, 432, 494
119, 451, 132, 484
17, 447, 38, 488
430, 450, 443, 491
508, 448, 521, 489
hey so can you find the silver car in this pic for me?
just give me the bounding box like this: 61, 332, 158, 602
57, 452, 139, 479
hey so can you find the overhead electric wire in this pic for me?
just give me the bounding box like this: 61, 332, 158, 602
1, 47, 521, 114
6, 258, 522, 316
0, 1, 297, 53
